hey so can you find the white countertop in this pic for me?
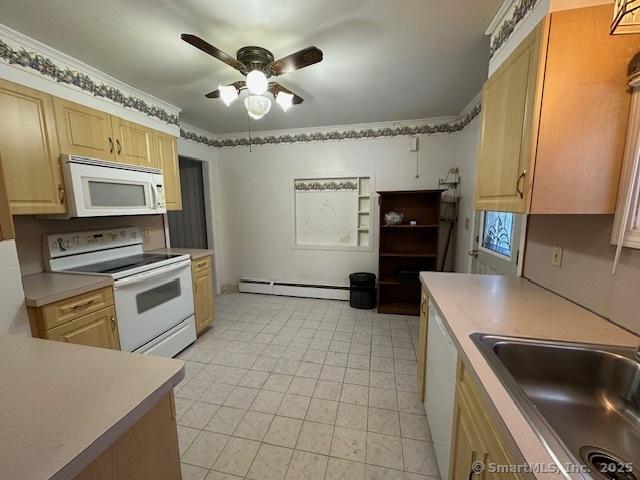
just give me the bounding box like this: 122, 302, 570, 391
420, 272, 639, 480
0, 335, 184, 480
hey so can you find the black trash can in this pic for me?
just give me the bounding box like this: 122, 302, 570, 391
349, 272, 376, 309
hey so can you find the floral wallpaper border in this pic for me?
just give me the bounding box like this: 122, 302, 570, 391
294, 179, 358, 192
0, 39, 179, 126
489, 0, 540, 59
181, 104, 481, 149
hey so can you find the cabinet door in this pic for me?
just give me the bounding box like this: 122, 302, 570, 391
53, 97, 115, 161
0, 79, 65, 214
450, 394, 486, 480
111, 117, 156, 167
0, 153, 14, 239
193, 265, 213, 334
153, 131, 182, 210
475, 23, 544, 213
44, 306, 119, 350
417, 288, 428, 401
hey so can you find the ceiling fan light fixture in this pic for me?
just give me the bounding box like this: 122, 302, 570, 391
244, 95, 271, 120
276, 91, 294, 112
219, 84, 239, 106
246, 70, 268, 95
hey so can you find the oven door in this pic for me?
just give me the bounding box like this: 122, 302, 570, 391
64, 157, 166, 217
113, 259, 194, 352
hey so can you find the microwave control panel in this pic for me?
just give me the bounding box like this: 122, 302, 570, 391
156, 184, 166, 208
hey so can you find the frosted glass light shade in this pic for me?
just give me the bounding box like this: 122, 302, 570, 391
219, 85, 238, 106
246, 70, 268, 95
276, 91, 294, 112
244, 95, 271, 119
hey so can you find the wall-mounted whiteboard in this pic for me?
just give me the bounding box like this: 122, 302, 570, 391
294, 177, 370, 249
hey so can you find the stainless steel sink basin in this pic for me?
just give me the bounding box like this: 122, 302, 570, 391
471, 334, 640, 480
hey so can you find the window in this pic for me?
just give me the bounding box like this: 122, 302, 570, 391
480, 211, 515, 258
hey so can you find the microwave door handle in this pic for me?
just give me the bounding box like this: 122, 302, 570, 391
114, 260, 189, 289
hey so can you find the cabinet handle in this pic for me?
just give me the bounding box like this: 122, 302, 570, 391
108, 137, 114, 153
116, 139, 122, 155
110, 316, 116, 331
197, 261, 207, 268
71, 299, 95, 310
516, 169, 527, 198
420, 299, 426, 315
57, 184, 65, 204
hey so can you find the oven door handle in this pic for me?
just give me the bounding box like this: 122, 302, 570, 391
114, 260, 190, 289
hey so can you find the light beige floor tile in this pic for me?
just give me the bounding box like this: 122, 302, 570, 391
179, 402, 220, 429
233, 410, 273, 441
182, 431, 230, 468
297, 361, 323, 379
336, 402, 368, 430
365, 464, 405, 480
205, 406, 246, 435
402, 438, 439, 476
247, 444, 294, 480
213, 436, 260, 477
370, 372, 396, 389
223, 386, 259, 409
313, 380, 342, 401
404, 473, 434, 480
175, 398, 196, 419
340, 383, 369, 405
252, 355, 279, 372
250, 389, 285, 414
199, 382, 236, 405
347, 354, 370, 370
350, 343, 371, 355
395, 359, 418, 376
344, 368, 370, 386
296, 421, 334, 455
285, 450, 328, 480
181, 462, 209, 480
288, 377, 317, 396
177, 425, 201, 456
395, 374, 419, 393
305, 398, 338, 424
399, 413, 431, 441
264, 415, 303, 448
264, 373, 294, 392
304, 350, 327, 365
274, 359, 302, 375
239, 370, 270, 388
366, 432, 404, 470
368, 387, 398, 411
371, 344, 393, 357
330, 426, 366, 462
370, 356, 395, 373
324, 351, 348, 367
397, 392, 424, 414
325, 457, 365, 480
205, 472, 243, 480
329, 340, 351, 354
319, 365, 346, 382
278, 394, 311, 419
367, 407, 400, 436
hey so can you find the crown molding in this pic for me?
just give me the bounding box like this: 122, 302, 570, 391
487, 0, 542, 59
0, 23, 181, 133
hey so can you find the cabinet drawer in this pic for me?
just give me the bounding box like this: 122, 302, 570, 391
43, 305, 119, 350
192, 256, 211, 273
39, 287, 114, 331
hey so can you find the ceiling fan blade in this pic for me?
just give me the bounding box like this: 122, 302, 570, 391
268, 82, 304, 104
205, 81, 246, 99
268, 46, 323, 76
181, 34, 247, 74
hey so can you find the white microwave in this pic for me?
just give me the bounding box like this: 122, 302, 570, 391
51, 155, 166, 218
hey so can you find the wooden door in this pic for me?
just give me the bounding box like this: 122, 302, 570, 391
475, 23, 545, 213
0, 79, 66, 214
193, 267, 213, 333
44, 306, 119, 350
111, 117, 156, 167
153, 131, 182, 210
53, 97, 115, 161
417, 288, 428, 401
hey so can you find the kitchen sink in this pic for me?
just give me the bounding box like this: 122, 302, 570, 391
471, 334, 640, 480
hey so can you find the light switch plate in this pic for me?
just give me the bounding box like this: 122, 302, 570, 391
144, 226, 151, 238
551, 245, 563, 267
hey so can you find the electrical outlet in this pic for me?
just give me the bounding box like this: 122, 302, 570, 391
464, 217, 470, 230
551, 245, 563, 267
144, 226, 151, 238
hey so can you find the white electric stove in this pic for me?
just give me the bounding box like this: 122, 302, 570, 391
44, 227, 196, 357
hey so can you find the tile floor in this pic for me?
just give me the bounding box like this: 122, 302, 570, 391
175, 292, 440, 480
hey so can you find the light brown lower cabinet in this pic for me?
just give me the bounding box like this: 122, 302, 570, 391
450, 361, 522, 480
29, 286, 120, 350
192, 255, 214, 335
74, 392, 181, 480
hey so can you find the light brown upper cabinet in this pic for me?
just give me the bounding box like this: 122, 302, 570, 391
0, 154, 15, 239
153, 130, 182, 210
476, 5, 640, 214
0, 79, 65, 215
111, 116, 156, 167
53, 97, 115, 162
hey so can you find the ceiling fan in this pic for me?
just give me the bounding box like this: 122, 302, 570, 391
181, 34, 323, 119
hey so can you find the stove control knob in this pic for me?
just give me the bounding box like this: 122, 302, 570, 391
131, 231, 137, 238
50, 242, 59, 251
119, 230, 126, 238
61, 240, 71, 249
72, 236, 80, 244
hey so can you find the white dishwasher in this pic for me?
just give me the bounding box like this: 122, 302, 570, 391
424, 299, 458, 479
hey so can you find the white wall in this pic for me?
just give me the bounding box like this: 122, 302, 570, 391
0, 240, 29, 335
216, 132, 463, 287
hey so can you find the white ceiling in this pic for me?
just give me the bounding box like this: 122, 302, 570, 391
0, 0, 502, 133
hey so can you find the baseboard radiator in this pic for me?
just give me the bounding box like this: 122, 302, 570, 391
238, 278, 350, 301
